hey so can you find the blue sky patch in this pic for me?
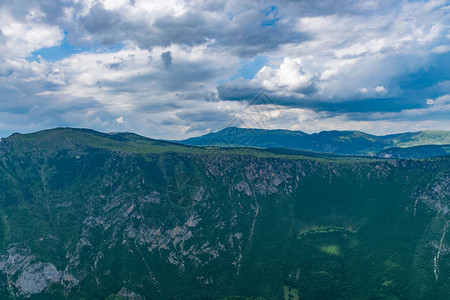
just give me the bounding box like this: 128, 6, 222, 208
233, 56, 269, 80
27, 33, 125, 62
261, 5, 279, 26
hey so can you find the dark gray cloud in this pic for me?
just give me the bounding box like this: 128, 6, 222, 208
161, 51, 172, 69
80, 4, 121, 37
5, 0, 307, 57
107, 61, 126, 71
280, 0, 399, 16
146, 5, 308, 57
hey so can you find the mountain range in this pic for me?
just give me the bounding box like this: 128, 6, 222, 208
0, 128, 448, 299
178, 127, 450, 158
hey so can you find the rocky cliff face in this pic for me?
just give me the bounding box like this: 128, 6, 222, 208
0, 129, 449, 299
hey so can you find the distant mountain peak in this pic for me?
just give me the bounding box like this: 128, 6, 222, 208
178, 127, 450, 158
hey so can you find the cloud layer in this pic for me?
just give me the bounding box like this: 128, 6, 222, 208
0, 0, 449, 139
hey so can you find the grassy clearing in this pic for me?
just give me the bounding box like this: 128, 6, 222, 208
283, 286, 299, 300
320, 244, 341, 256
382, 280, 393, 287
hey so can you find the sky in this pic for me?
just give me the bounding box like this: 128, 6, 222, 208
0, 0, 449, 139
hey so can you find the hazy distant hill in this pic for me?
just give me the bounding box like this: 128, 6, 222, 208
377, 144, 450, 159
0, 128, 449, 299
178, 127, 450, 157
